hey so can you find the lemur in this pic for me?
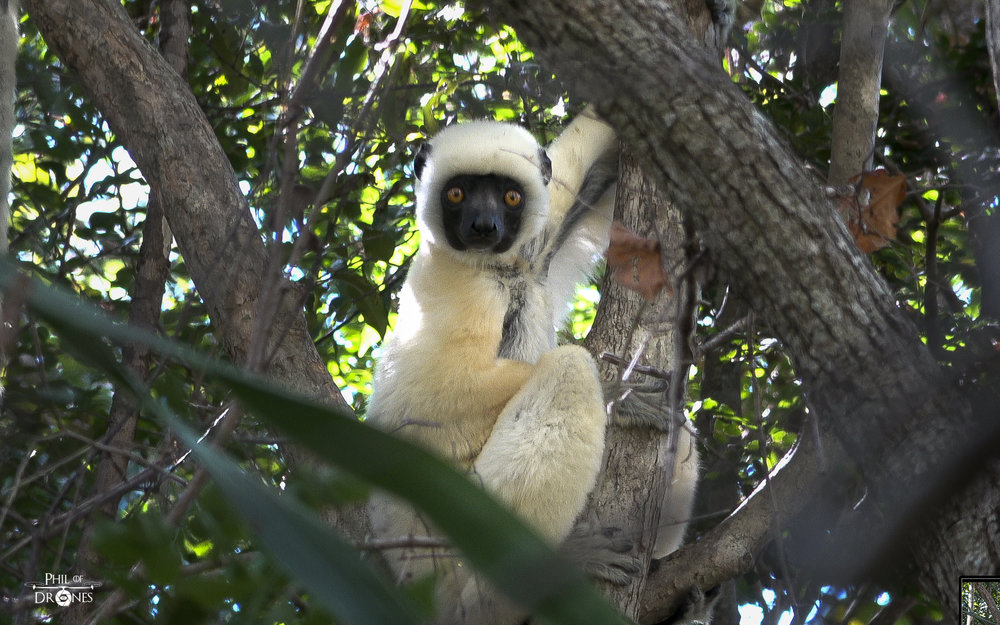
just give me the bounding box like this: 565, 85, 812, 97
365, 108, 700, 624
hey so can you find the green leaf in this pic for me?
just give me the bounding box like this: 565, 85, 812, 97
2, 261, 628, 625
166, 414, 426, 625
334, 271, 389, 336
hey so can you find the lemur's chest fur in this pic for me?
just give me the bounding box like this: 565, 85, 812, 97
491, 260, 555, 362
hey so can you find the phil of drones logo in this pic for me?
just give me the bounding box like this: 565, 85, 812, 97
26, 573, 102, 607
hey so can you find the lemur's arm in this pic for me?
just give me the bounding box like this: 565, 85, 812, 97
543, 107, 619, 322
545, 106, 618, 227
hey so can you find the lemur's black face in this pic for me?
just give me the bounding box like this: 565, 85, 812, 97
439, 174, 526, 253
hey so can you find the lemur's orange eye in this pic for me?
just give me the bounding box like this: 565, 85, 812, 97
445, 187, 464, 203
503, 189, 522, 207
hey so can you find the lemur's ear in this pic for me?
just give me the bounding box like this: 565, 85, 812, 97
414, 142, 432, 180
538, 148, 552, 185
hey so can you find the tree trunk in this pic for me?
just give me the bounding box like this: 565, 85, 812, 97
484, 0, 997, 618
580, 2, 713, 619
584, 147, 696, 619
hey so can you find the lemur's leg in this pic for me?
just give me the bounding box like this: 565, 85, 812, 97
471, 344, 607, 544
440, 345, 607, 624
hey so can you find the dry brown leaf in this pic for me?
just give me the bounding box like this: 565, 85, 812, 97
354, 11, 375, 35
606, 221, 672, 301
844, 169, 906, 253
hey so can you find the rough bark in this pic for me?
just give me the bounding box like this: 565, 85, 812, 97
827, 0, 894, 190
23, 0, 341, 405
579, 3, 712, 619
583, 148, 693, 619
484, 0, 996, 618
913, 430, 1000, 620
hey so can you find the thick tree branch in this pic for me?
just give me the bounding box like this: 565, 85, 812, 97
640, 428, 851, 623
24, 0, 340, 404
484, 0, 995, 617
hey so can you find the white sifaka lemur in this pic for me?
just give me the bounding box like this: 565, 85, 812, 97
365, 107, 700, 624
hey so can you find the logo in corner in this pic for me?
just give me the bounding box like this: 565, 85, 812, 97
26, 573, 102, 607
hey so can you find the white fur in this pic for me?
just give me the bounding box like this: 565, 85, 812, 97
653, 425, 700, 558
544, 108, 618, 326
367, 109, 618, 624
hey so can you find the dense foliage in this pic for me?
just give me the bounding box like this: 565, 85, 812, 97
1, 1, 997, 623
